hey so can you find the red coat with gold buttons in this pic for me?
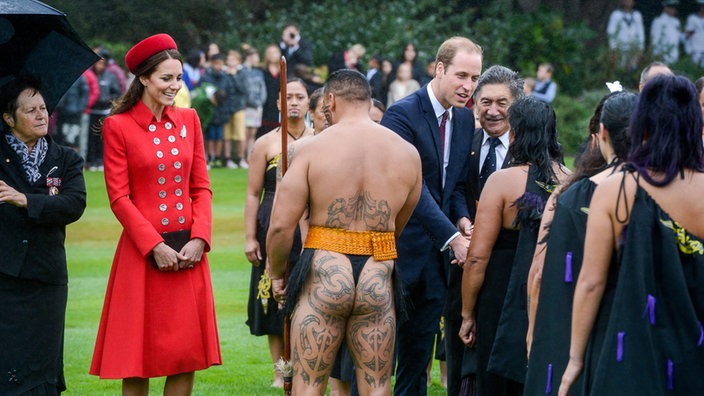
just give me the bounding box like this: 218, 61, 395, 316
90, 100, 221, 378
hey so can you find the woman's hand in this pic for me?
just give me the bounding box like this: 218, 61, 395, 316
245, 238, 262, 266
178, 238, 206, 269
558, 358, 584, 396
0, 180, 27, 207
458, 314, 477, 347
151, 242, 185, 271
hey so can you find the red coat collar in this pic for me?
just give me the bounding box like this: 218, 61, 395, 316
128, 100, 179, 132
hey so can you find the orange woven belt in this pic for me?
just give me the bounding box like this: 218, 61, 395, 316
304, 226, 397, 261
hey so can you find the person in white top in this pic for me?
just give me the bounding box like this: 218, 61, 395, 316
607, 0, 645, 70
651, 0, 682, 65
686, 0, 704, 66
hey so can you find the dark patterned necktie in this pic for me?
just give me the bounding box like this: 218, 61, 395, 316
439, 111, 448, 156
479, 137, 500, 190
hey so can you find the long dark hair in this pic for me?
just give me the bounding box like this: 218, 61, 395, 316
600, 91, 637, 161
566, 91, 637, 192
111, 49, 183, 116
629, 75, 704, 186
508, 97, 562, 184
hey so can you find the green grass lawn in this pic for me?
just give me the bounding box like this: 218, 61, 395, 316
63, 168, 449, 395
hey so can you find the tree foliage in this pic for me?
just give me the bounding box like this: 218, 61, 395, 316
40, 0, 704, 155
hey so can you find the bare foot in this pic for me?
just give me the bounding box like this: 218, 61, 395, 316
272, 372, 284, 388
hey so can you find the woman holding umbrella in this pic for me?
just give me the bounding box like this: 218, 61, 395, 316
90, 34, 221, 395
0, 78, 87, 395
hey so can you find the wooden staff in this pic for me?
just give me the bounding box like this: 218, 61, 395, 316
278, 55, 293, 396
280, 56, 288, 178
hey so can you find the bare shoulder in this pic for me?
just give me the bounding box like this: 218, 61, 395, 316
590, 169, 635, 219
375, 123, 420, 160
485, 165, 529, 201
493, 165, 528, 181
554, 163, 572, 183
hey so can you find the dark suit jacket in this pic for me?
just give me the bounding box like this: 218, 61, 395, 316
368, 69, 388, 105
381, 85, 473, 285
280, 38, 313, 75
0, 135, 86, 285
465, 128, 512, 221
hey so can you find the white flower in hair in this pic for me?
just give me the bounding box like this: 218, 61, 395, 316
606, 81, 623, 93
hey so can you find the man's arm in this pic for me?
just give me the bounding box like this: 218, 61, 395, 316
266, 153, 310, 279
394, 152, 422, 239
381, 102, 459, 250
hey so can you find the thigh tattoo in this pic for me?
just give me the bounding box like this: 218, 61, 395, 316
293, 253, 356, 386
348, 261, 395, 387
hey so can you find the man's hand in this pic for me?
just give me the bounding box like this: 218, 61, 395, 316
272, 277, 286, 309
449, 235, 469, 267
457, 217, 473, 239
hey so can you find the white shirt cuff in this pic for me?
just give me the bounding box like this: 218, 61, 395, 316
441, 232, 461, 251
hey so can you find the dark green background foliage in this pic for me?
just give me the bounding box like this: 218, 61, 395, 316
43, 0, 704, 153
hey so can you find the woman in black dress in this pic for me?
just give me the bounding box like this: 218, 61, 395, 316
244, 79, 311, 387
459, 97, 570, 395
559, 75, 704, 395
525, 90, 637, 395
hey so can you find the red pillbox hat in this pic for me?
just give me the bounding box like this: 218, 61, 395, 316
125, 33, 178, 73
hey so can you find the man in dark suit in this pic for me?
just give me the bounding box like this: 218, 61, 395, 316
279, 22, 313, 77
381, 36, 483, 396
446, 65, 525, 395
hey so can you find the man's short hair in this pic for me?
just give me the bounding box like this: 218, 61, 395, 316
539, 62, 554, 73
640, 61, 673, 84
324, 69, 371, 102
474, 65, 525, 101
435, 37, 483, 71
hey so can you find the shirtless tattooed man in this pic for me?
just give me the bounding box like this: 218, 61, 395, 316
267, 69, 422, 396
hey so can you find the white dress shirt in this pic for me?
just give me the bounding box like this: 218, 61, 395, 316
480, 129, 510, 172
427, 84, 453, 186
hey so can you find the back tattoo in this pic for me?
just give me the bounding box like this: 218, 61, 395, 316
325, 191, 391, 230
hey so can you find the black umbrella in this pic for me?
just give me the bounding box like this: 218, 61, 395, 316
0, 0, 100, 113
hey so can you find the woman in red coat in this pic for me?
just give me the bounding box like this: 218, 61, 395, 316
90, 34, 221, 395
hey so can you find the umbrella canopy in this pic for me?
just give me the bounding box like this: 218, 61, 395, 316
0, 0, 100, 113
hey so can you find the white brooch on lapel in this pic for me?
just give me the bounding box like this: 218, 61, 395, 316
180, 125, 187, 139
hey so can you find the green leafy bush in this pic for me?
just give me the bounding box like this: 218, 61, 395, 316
553, 90, 608, 155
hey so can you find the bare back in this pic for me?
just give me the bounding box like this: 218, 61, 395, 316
274, 116, 421, 395
296, 119, 421, 235
602, 169, 704, 246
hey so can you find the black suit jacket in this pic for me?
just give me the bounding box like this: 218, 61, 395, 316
466, 128, 512, 221
280, 38, 313, 75
0, 135, 86, 284
381, 85, 473, 286
368, 69, 388, 105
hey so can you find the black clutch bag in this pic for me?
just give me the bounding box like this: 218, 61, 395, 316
150, 230, 191, 268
